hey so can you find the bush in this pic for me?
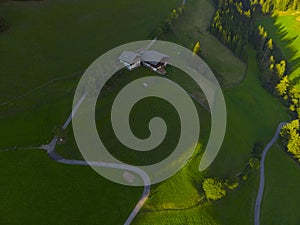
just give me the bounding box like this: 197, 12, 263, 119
202, 178, 226, 201
249, 157, 260, 170
0, 17, 9, 32
251, 142, 264, 159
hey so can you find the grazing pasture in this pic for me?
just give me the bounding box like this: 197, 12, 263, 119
0, 0, 298, 224
0, 0, 182, 224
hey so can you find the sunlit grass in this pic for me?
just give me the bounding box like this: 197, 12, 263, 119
257, 13, 300, 89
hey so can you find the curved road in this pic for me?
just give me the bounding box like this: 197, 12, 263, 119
254, 122, 287, 225
40, 92, 151, 225
46, 142, 151, 225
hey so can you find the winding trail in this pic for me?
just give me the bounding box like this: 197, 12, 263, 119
254, 122, 287, 225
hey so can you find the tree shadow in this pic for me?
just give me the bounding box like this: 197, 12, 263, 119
267, 15, 300, 77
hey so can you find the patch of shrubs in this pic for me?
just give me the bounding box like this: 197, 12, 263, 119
202, 177, 239, 201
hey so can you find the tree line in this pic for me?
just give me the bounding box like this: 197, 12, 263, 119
210, 0, 253, 61
252, 23, 300, 162
210, 0, 300, 162
255, 0, 300, 14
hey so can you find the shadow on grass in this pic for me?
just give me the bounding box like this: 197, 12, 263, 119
262, 15, 300, 80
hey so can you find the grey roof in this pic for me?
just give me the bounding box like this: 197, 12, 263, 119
141, 50, 169, 65
118, 51, 141, 64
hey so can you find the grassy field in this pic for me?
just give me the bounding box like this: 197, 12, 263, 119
261, 142, 300, 225
0, 0, 299, 225
54, 63, 217, 221
209, 47, 289, 177
0, 150, 143, 225
256, 12, 300, 89
134, 202, 221, 225
0, 0, 180, 146
210, 47, 290, 225
133, 47, 289, 225
0, 0, 181, 100
0, 0, 181, 224
214, 170, 259, 225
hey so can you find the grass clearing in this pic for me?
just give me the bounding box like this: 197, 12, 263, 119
256, 13, 300, 88
0, 150, 143, 225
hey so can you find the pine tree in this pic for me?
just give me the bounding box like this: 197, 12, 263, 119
267, 38, 273, 50
276, 76, 290, 96
276, 60, 286, 77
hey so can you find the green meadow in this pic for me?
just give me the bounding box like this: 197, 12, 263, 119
0, 0, 181, 224
0, 150, 143, 225
256, 13, 300, 89
261, 142, 300, 225
0, 0, 299, 224
134, 47, 289, 225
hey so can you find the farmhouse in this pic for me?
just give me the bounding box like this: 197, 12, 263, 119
119, 50, 169, 74
118, 51, 141, 71
141, 50, 169, 75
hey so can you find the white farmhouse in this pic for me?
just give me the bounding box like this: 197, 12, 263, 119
118, 51, 141, 71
